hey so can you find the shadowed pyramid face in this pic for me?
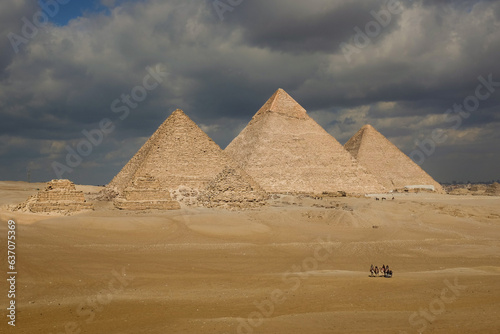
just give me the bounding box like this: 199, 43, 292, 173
225, 89, 386, 194
343, 125, 379, 160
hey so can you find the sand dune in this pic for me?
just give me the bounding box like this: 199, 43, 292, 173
1, 182, 499, 333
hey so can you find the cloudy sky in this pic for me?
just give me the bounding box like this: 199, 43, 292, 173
1, 0, 499, 185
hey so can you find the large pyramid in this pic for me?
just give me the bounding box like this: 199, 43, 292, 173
224, 89, 386, 194
108, 109, 267, 207
344, 124, 443, 192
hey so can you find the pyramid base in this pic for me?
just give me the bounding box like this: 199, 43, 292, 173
198, 194, 268, 210
27, 201, 94, 213
113, 199, 181, 211
200, 200, 267, 210
15, 196, 94, 214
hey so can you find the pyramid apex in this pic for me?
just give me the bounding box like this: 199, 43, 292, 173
356, 124, 381, 138
172, 109, 185, 115
274, 88, 293, 98
255, 88, 307, 119
359, 124, 379, 134
168, 109, 192, 122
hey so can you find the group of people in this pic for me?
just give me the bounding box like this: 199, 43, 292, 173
370, 264, 393, 278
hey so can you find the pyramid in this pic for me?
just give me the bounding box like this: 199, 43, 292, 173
224, 89, 386, 194
15, 179, 93, 213
108, 109, 267, 207
113, 174, 180, 210
344, 124, 443, 192
198, 167, 268, 209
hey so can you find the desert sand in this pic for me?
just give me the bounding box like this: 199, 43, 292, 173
1, 181, 499, 333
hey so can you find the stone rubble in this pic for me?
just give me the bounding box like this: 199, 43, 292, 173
485, 182, 500, 196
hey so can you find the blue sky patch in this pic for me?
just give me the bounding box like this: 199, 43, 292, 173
38, 0, 110, 26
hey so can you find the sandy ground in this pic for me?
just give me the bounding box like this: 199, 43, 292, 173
0, 181, 499, 333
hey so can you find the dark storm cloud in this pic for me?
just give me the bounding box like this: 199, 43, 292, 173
226, 0, 401, 54
0, 0, 499, 184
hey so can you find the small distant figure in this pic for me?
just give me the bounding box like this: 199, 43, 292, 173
381, 197, 386, 201
375, 197, 380, 201
385, 265, 392, 278
369, 264, 393, 278
392, 197, 395, 200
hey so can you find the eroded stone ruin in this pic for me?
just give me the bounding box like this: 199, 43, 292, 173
486, 182, 500, 196
15, 179, 93, 214
113, 174, 181, 210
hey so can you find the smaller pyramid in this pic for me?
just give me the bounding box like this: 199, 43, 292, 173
15, 179, 93, 214
344, 125, 443, 192
197, 167, 269, 209
113, 174, 180, 210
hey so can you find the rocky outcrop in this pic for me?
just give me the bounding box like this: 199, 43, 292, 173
486, 182, 500, 196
